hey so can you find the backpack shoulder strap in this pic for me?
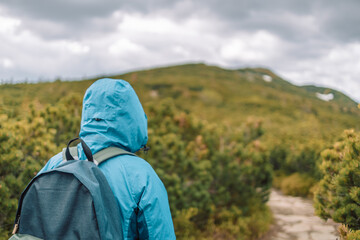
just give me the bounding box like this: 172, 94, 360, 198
62, 146, 78, 161
94, 147, 136, 165
61, 146, 135, 165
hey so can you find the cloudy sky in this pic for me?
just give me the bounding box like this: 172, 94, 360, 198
0, 0, 359, 102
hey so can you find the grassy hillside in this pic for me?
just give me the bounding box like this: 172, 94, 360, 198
114, 64, 359, 148
1, 63, 359, 143
301, 85, 357, 108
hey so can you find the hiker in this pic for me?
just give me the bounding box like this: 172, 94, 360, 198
39, 78, 176, 239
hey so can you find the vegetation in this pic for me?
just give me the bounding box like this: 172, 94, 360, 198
273, 172, 317, 197
142, 99, 273, 239
314, 129, 360, 239
0, 63, 359, 238
0, 96, 273, 239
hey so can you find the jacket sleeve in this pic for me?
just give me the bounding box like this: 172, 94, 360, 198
136, 170, 176, 240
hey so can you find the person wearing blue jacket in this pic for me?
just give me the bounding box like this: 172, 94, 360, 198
39, 78, 176, 239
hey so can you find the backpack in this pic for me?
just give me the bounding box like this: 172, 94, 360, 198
10, 138, 135, 240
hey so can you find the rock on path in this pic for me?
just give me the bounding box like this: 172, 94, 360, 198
266, 190, 340, 240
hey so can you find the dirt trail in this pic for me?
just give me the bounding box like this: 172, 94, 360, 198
265, 190, 340, 240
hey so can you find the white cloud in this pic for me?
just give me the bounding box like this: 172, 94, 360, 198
63, 41, 90, 54
279, 42, 360, 102
172, 45, 191, 57
118, 14, 177, 35
102, 12, 223, 68
0, 15, 21, 34
326, 43, 360, 65
0, 3, 359, 103
220, 31, 283, 62
108, 38, 144, 55
1, 58, 14, 68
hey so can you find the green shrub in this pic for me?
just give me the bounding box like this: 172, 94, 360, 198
142, 99, 273, 239
173, 208, 202, 240
338, 224, 360, 240
280, 173, 316, 197
0, 113, 58, 237
314, 129, 360, 231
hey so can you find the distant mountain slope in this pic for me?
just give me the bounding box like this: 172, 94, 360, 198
238, 67, 358, 108
301, 85, 357, 108
0, 63, 359, 145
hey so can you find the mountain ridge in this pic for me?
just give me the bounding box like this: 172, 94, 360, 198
0, 63, 358, 143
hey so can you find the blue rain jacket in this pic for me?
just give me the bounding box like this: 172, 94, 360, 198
40, 78, 176, 240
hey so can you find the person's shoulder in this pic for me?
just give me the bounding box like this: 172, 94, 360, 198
116, 155, 159, 182
38, 152, 63, 174
101, 154, 163, 202
122, 154, 154, 171
100, 154, 157, 178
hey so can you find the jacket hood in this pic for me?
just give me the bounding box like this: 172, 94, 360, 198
79, 78, 148, 154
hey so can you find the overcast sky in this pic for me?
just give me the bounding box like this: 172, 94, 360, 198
0, 0, 359, 102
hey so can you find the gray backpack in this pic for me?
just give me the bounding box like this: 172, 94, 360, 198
10, 138, 134, 240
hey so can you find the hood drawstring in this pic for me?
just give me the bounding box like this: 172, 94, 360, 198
142, 145, 150, 154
